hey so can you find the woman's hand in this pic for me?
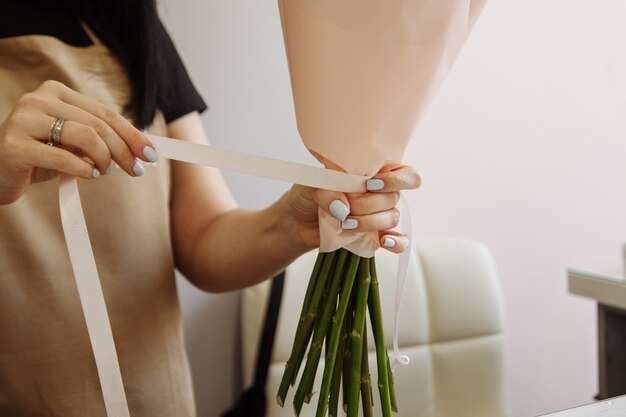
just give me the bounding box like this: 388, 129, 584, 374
284, 165, 421, 253
0, 80, 158, 205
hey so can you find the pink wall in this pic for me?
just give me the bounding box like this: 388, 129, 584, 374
404, 1, 626, 415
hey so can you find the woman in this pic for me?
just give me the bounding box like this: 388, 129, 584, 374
0, 0, 420, 415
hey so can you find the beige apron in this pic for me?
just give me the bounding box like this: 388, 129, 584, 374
0, 30, 196, 417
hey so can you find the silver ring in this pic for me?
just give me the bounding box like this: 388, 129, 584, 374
47, 118, 65, 146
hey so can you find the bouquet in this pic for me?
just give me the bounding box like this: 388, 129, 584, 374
276, 1, 487, 416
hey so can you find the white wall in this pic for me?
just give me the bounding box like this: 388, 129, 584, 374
410, 2, 626, 415
159, 1, 626, 416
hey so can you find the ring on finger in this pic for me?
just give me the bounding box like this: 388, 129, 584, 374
46, 118, 66, 146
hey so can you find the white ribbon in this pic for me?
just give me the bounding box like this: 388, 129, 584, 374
391, 194, 412, 373
60, 136, 411, 415
59, 175, 130, 417
149, 135, 367, 193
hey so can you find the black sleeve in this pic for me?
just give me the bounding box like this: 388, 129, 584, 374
155, 18, 208, 123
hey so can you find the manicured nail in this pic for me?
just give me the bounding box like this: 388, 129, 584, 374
143, 146, 158, 163
341, 219, 358, 230
132, 159, 145, 177
92, 168, 100, 179
329, 200, 350, 221
367, 178, 385, 191
104, 163, 113, 175
383, 237, 396, 248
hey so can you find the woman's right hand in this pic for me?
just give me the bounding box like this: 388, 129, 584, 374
0, 80, 158, 205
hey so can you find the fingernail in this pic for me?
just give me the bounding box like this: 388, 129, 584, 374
143, 146, 158, 163
104, 163, 113, 175
341, 219, 358, 230
329, 200, 350, 221
132, 159, 145, 177
367, 178, 385, 191
92, 168, 100, 179
383, 237, 396, 248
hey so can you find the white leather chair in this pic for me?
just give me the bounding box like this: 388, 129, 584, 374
240, 238, 509, 417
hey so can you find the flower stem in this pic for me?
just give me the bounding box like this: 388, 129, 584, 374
367, 257, 393, 417
277, 251, 336, 407
291, 253, 327, 387
301, 252, 326, 318
360, 324, 374, 417
293, 249, 348, 415
342, 277, 356, 413
281, 252, 400, 416
328, 311, 346, 417
314, 253, 360, 417
387, 356, 398, 412
347, 257, 371, 416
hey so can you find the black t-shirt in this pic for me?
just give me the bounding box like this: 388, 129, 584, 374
0, 0, 208, 124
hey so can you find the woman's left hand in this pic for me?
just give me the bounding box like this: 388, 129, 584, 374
284, 165, 421, 253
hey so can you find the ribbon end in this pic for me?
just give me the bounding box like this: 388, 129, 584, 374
391, 354, 410, 374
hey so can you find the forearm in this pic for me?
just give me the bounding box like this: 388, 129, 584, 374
180, 192, 313, 292
166, 112, 317, 291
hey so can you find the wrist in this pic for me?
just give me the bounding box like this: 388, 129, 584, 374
276, 186, 320, 253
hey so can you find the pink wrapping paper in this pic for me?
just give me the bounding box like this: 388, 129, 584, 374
279, 0, 487, 256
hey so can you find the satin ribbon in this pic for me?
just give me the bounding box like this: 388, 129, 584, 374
391, 194, 412, 373
59, 175, 131, 417
59, 136, 412, 415
149, 135, 367, 193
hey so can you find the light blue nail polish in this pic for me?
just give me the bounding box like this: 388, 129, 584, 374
383, 237, 396, 248
329, 200, 350, 221
341, 219, 358, 230
104, 163, 113, 175
132, 159, 145, 177
143, 146, 158, 163
367, 178, 385, 191
92, 168, 100, 179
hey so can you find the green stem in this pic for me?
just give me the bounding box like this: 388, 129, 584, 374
360, 324, 374, 417
347, 257, 371, 417
277, 251, 336, 407
303, 254, 336, 405
367, 257, 393, 417
291, 253, 327, 387
328, 311, 346, 417
314, 253, 360, 417
387, 357, 398, 412
293, 249, 348, 415
342, 278, 356, 413
302, 253, 326, 317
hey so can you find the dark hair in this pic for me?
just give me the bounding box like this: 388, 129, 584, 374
58, 0, 161, 129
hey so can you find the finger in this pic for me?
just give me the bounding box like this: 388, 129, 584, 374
43, 81, 157, 164
347, 191, 400, 216
311, 188, 351, 222
33, 116, 111, 174
378, 231, 409, 253
339, 208, 400, 233
366, 166, 421, 192
43, 99, 142, 176
23, 141, 97, 180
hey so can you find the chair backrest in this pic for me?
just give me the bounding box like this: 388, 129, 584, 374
240, 238, 509, 417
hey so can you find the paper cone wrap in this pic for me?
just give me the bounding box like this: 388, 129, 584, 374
279, 0, 487, 256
